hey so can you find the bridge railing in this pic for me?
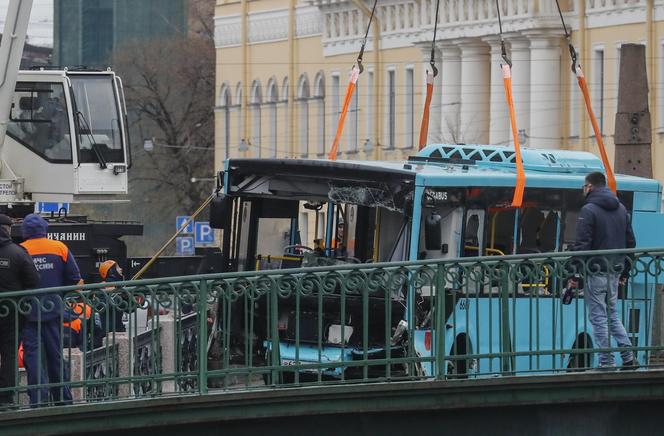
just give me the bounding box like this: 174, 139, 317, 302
1, 248, 663, 408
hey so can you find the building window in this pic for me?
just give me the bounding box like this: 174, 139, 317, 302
387, 69, 396, 148
659, 41, 664, 132
235, 82, 243, 150
592, 47, 604, 135
298, 74, 310, 157
250, 81, 262, 156
314, 72, 326, 155
569, 77, 579, 138
219, 84, 232, 159
405, 67, 414, 149
267, 78, 279, 158
282, 77, 289, 154
349, 78, 358, 154
331, 74, 340, 156
366, 70, 373, 150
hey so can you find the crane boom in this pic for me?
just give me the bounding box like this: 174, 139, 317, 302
0, 0, 32, 157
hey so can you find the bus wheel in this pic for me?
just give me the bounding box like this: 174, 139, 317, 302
447, 334, 469, 379
567, 334, 592, 371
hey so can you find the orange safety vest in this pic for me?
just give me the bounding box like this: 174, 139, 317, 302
63, 302, 92, 334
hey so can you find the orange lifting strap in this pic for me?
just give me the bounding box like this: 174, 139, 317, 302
574, 66, 617, 193
327, 0, 377, 160
555, 0, 616, 193
418, 0, 441, 151
502, 64, 526, 208
328, 65, 360, 160
418, 73, 435, 150
495, 0, 525, 207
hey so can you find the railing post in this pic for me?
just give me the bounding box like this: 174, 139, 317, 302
198, 279, 209, 395
113, 332, 131, 398
270, 278, 281, 384
435, 263, 446, 379
500, 264, 512, 374
160, 313, 175, 393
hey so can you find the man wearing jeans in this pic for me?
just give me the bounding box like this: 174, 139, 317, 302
569, 172, 638, 370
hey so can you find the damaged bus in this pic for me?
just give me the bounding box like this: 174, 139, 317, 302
212, 144, 664, 380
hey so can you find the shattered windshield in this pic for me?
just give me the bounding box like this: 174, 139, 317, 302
328, 182, 412, 213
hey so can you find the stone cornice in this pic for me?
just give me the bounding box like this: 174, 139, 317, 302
216, 0, 664, 52
214, 5, 322, 48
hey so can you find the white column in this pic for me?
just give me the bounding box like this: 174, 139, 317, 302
510, 37, 531, 147
527, 32, 562, 149
458, 40, 491, 144
439, 42, 461, 144
417, 43, 443, 144
484, 36, 510, 146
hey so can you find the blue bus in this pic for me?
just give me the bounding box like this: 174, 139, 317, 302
215, 144, 664, 378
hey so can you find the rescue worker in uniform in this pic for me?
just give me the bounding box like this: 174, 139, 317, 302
0, 214, 40, 408
21, 214, 82, 406
98, 260, 127, 333
62, 300, 98, 349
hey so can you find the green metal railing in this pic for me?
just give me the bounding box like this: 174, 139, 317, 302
0, 248, 663, 409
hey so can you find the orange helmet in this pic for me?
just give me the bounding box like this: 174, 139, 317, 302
99, 260, 117, 280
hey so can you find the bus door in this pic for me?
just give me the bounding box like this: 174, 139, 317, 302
235, 198, 299, 272
511, 206, 563, 372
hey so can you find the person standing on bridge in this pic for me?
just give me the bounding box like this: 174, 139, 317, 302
568, 172, 638, 370
21, 214, 83, 406
0, 214, 40, 408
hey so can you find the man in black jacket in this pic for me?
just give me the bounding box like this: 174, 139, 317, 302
0, 214, 40, 407
569, 172, 637, 370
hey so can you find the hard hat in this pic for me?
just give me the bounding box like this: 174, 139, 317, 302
99, 260, 117, 280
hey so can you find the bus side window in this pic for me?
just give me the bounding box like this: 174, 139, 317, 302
516, 208, 561, 254
538, 212, 559, 253
563, 210, 579, 251
463, 209, 485, 257
419, 206, 464, 260
517, 207, 544, 254
487, 209, 515, 256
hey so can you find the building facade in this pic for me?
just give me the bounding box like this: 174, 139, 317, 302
214, 0, 664, 184
54, 0, 188, 67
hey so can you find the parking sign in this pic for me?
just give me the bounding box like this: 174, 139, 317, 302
176, 236, 195, 256
176, 216, 193, 234
195, 221, 214, 246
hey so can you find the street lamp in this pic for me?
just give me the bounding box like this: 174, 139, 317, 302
518, 129, 528, 147
239, 138, 249, 152
190, 177, 216, 183
143, 138, 155, 152
363, 138, 373, 153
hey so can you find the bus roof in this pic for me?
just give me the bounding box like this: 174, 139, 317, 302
224, 145, 661, 194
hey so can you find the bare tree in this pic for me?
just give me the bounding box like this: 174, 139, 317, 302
68, 1, 216, 258
77, 34, 215, 256
188, 0, 215, 40
125, 36, 213, 253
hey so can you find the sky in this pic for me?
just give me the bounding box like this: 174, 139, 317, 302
0, 0, 53, 47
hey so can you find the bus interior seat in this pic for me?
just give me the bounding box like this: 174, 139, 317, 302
280, 255, 303, 269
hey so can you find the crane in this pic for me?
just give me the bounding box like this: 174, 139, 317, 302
0, 0, 130, 218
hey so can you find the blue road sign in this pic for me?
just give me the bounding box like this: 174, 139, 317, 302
195, 221, 214, 246
176, 216, 193, 234
37, 202, 69, 213
176, 236, 195, 256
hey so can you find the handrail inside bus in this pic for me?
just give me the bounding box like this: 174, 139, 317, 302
464, 246, 506, 256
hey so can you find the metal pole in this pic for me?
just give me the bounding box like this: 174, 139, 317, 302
0, 0, 33, 157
